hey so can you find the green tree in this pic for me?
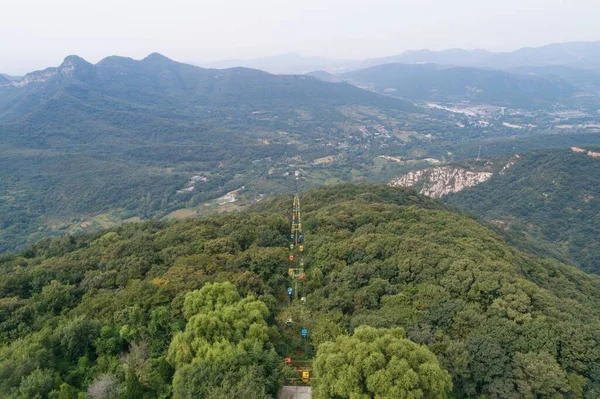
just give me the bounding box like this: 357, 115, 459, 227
167, 282, 281, 398
513, 352, 572, 398
15, 368, 57, 399
313, 326, 452, 399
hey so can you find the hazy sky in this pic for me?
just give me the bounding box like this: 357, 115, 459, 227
1, 0, 599, 74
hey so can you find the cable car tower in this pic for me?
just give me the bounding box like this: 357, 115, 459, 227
288, 171, 305, 301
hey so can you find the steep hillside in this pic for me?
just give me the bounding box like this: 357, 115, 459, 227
342, 63, 579, 108
1, 185, 600, 398
444, 148, 600, 274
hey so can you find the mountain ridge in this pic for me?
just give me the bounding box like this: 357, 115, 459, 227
358, 41, 600, 71
341, 62, 580, 108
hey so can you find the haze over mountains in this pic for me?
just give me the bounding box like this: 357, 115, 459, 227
197, 41, 600, 74
197, 41, 600, 108
201, 53, 352, 75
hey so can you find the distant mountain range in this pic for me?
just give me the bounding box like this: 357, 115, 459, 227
358, 41, 600, 71
200, 53, 352, 75
0, 52, 410, 122
340, 63, 580, 108
198, 41, 600, 74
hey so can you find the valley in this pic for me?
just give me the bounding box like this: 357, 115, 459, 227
3, 53, 600, 253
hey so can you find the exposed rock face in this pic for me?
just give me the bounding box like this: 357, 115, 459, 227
389, 166, 493, 198
499, 154, 520, 175
10, 55, 91, 88
572, 146, 600, 158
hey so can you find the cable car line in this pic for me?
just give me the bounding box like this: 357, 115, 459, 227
284, 169, 312, 386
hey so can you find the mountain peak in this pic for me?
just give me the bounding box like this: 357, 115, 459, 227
61, 55, 91, 68
142, 53, 176, 65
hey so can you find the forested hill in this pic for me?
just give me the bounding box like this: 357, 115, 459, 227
445, 147, 600, 274
2, 184, 600, 398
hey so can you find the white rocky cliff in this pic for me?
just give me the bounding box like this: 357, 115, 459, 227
389, 166, 493, 198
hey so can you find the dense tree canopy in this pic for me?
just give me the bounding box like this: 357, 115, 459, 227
313, 325, 452, 398
446, 148, 600, 274
0, 185, 599, 398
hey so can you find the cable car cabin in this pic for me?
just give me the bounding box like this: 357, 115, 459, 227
298, 234, 304, 242
285, 358, 292, 365
302, 371, 310, 383
299, 245, 304, 252
289, 255, 295, 262
290, 234, 295, 240
300, 272, 307, 281
290, 243, 295, 250
299, 259, 305, 267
